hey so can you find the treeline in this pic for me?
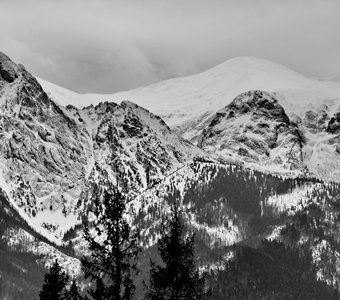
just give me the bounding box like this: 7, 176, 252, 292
183, 163, 340, 240
184, 163, 322, 219
0, 192, 49, 300
0, 188, 76, 257
0, 187, 82, 300
133, 162, 322, 250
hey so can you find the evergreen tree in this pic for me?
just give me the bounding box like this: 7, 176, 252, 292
39, 260, 69, 300
81, 185, 141, 300
87, 278, 106, 300
65, 279, 83, 300
145, 201, 207, 300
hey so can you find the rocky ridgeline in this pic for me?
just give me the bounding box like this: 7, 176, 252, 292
0, 51, 206, 237
302, 105, 330, 132
198, 90, 305, 171
327, 112, 340, 134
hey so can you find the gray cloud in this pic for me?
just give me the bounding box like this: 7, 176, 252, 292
1, 0, 340, 93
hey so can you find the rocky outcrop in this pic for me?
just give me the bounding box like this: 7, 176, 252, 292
198, 90, 304, 171
0, 52, 18, 84
225, 90, 290, 124
326, 112, 340, 134
303, 105, 330, 132
71, 100, 205, 196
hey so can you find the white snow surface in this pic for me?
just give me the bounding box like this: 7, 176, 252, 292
38, 57, 340, 181
38, 56, 340, 133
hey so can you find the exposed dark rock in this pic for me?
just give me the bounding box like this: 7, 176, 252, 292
303, 107, 330, 131
317, 109, 330, 129
336, 145, 340, 154
303, 111, 317, 129
198, 90, 303, 170
290, 113, 302, 126
327, 112, 340, 134
227, 90, 290, 125
0, 52, 18, 84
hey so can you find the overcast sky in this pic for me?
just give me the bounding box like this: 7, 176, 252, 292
1, 0, 339, 93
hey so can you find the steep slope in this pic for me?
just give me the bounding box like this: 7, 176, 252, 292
197, 90, 305, 173
196, 90, 340, 181
0, 189, 80, 300
38, 56, 340, 180
0, 51, 206, 242
0, 51, 91, 241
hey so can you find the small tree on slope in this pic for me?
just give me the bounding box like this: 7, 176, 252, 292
145, 202, 207, 300
81, 186, 141, 300
39, 260, 69, 300
65, 279, 83, 300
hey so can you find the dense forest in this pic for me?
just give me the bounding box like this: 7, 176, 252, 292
2, 162, 340, 299
0, 194, 45, 299
209, 240, 339, 299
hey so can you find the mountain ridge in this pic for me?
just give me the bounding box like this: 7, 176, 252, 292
0, 51, 208, 244
37, 55, 340, 119
37, 55, 340, 181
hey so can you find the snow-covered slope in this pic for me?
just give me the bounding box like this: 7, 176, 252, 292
38, 57, 340, 180
0, 51, 207, 243
198, 90, 305, 173
38, 56, 340, 139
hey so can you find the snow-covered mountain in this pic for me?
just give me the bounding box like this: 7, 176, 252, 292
38, 56, 340, 181
38, 56, 340, 134
2, 50, 340, 298
197, 90, 305, 173
0, 51, 207, 243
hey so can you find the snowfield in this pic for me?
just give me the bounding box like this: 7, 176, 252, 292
38, 57, 340, 181
38, 56, 340, 135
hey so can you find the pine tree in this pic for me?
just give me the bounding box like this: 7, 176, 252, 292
145, 201, 207, 300
65, 279, 83, 300
81, 185, 141, 300
39, 260, 69, 300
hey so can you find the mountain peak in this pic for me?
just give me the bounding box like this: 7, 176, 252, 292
0, 51, 19, 84
203, 56, 308, 84
227, 90, 290, 124
198, 90, 303, 171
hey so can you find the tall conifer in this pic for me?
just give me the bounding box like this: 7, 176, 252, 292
82, 186, 141, 300
145, 202, 206, 300
39, 260, 69, 300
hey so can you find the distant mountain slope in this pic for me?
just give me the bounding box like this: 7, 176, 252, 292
198, 90, 305, 173
38, 56, 340, 138
38, 56, 340, 181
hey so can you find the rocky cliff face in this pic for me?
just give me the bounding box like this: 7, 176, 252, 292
327, 112, 340, 134
303, 105, 330, 132
0, 52, 90, 222
198, 90, 305, 172
0, 52, 206, 240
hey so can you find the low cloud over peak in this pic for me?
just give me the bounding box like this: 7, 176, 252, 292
1, 0, 340, 93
